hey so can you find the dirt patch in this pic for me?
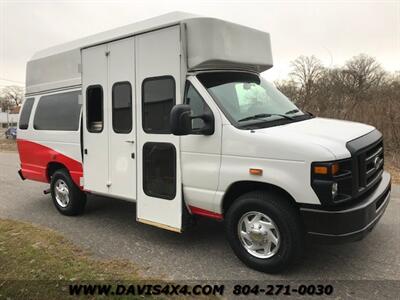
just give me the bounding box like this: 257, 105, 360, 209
0, 138, 17, 152
385, 152, 400, 184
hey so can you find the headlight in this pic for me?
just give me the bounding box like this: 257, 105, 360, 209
332, 182, 338, 198
311, 159, 353, 206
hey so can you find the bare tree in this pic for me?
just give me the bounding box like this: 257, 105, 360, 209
274, 79, 299, 103
0, 85, 24, 111
290, 56, 324, 86
341, 54, 385, 117
289, 55, 324, 108
342, 54, 385, 94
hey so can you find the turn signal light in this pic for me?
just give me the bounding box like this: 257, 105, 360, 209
249, 168, 263, 176
314, 166, 328, 175
313, 163, 340, 175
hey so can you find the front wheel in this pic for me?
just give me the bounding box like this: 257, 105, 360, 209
225, 191, 304, 273
50, 169, 87, 216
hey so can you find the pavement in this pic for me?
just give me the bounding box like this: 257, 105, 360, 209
1, 152, 399, 283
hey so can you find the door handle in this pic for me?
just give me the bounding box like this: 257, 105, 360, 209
125, 140, 135, 144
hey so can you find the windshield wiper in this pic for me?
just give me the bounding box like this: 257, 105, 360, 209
284, 109, 300, 115
238, 113, 294, 122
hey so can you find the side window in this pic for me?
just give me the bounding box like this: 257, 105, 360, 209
184, 82, 212, 131
86, 85, 103, 133
143, 142, 176, 200
19, 98, 35, 130
112, 82, 132, 133
34, 91, 81, 131
142, 76, 175, 134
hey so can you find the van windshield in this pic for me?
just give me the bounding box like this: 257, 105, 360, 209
197, 72, 310, 128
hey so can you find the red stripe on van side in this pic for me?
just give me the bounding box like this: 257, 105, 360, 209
17, 139, 83, 188
189, 205, 223, 220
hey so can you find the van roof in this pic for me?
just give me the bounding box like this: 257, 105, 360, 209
26, 12, 273, 95
31, 11, 197, 60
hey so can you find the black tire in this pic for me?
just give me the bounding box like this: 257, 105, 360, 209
225, 190, 304, 273
50, 169, 87, 216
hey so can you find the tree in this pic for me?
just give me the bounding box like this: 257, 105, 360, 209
289, 56, 324, 89
342, 54, 385, 94
289, 55, 324, 108
0, 85, 24, 111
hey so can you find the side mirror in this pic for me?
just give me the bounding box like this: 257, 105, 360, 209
170, 104, 192, 136
170, 104, 215, 136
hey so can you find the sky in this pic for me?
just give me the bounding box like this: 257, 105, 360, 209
0, 0, 399, 87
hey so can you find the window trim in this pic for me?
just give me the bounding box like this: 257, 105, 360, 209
141, 75, 176, 134
19, 98, 35, 130
142, 142, 177, 200
112, 81, 133, 134
86, 84, 104, 133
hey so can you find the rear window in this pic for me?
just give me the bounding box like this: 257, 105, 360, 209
19, 98, 35, 130
34, 91, 81, 131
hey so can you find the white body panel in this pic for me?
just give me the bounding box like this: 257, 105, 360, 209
180, 77, 223, 212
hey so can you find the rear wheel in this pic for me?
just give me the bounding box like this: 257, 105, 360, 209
225, 191, 304, 273
50, 169, 86, 216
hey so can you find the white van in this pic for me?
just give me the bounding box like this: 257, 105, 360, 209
17, 12, 391, 273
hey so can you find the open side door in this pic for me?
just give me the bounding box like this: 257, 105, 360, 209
82, 45, 109, 194
135, 25, 182, 232
82, 38, 136, 200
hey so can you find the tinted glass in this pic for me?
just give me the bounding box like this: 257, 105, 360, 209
112, 82, 132, 133
142, 76, 175, 133
19, 98, 34, 130
143, 142, 176, 200
185, 82, 212, 130
34, 91, 81, 131
86, 86, 103, 133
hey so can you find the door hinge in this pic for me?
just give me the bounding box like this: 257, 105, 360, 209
105, 50, 110, 57
78, 94, 83, 105
77, 63, 82, 73
106, 181, 112, 187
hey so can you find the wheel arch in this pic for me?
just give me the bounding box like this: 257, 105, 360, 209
222, 181, 298, 216
46, 161, 68, 182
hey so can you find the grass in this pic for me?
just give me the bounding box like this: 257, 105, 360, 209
0, 219, 148, 299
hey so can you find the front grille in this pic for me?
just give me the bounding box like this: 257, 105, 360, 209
346, 130, 384, 199
356, 140, 384, 190
365, 142, 384, 185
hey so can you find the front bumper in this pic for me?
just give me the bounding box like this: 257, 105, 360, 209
300, 171, 391, 243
